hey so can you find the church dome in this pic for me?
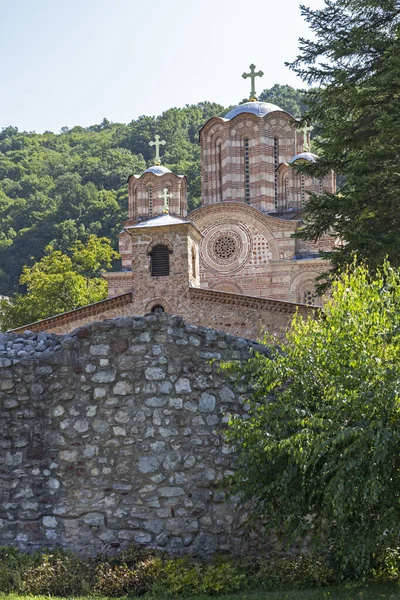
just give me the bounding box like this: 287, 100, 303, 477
290, 151, 318, 164
144, 165, 172, 175
224, 101, 284, 120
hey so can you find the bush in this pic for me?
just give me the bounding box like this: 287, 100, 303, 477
0, 545, 335, 596
253, 556, 334, 589
20, 552, 92, 595
224, 261, 400, 578
200, 560, 246, 595
151, 557, 202, 597
0, 546, 38, 592
371, 548, 400, 583
94, 557, 163, 596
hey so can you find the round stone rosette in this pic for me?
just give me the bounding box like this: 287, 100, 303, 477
200, 221, 252, 274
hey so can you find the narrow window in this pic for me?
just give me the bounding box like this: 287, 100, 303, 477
274, 137, 279, 209
147, 185, 153, 217
131, 186, 137, 218
319, 178, 323, 195
150, 244, 170, 276
283, 174, 289, 210
216, 141, 222, 202
244, 138, 250, 204
151, 305, 164, 313
304, 290, 315, 305
301, 174, 305, 205
192, 246, 196, 279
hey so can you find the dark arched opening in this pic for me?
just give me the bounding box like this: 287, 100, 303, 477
151, 305, 164, 314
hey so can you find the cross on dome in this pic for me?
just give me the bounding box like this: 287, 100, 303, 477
242, 64, 264, 101
149, 134, 166, 165
158, 187, 173, 214
302, 124, 313, 151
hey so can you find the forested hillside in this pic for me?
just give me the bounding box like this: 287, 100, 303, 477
0, 85, 305, 295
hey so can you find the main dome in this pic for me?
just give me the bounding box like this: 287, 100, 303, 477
224, 101, 284, 120
144, 165, 172, 175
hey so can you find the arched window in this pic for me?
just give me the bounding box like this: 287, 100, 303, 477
216, 140, 222, 202
147, 185, 153, 217
274, 137, 279, 209
244, 138, 250, 203
151, 304, 164, 313
191, 246, 196, 279
150, 244, 170, 276
131, 186, 138, 219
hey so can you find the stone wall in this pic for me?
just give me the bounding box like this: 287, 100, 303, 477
0, 314, 270, 557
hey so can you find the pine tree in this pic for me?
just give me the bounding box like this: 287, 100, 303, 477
289, 0, 400, 277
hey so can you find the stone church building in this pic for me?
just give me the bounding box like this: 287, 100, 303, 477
12, 70, 336, 340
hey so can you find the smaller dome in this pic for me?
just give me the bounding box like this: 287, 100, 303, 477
224, 101, 284, 120
144, 165, 172, 175
290, 151, 318, 164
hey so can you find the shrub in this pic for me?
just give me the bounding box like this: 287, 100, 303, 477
0, 546, 38, 592
20, 552, 92, 595
224, 261, 400, 578
253, 556, 334, 589
200, 560, 246, 595
151, 557, 201, 597
0, 544, 334, 596
371, 548, 400, 583
94, 557, 163, 596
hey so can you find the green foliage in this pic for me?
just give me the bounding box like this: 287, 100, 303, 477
289, 0, 400, 278
0, 234, 117, 330
152, 557, 202, 597
149, 556, 245, 597
253, 556, 333, 589
224, 261, 400, 578
259, 84, 308, 117
20, 553, 92, 596
0, 545, 337, 597
0, 89, 305, 296
371, 549, 400, 583
200, 560, 246, 595
93, 558, 161, 596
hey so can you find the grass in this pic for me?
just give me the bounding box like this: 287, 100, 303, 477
1, 583, 400, 600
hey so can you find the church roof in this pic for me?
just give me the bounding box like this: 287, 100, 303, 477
224, 101, 284, 120
125, 214, 192, 229
290, 151, 318, 164
144, 165, 172, 175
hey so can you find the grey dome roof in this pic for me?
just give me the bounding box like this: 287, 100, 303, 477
290, 151, 318, 164
144, 165, 172, 175
224, 101, 284, 120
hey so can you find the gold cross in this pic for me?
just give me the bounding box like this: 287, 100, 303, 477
149, 134, 166, 164
302, 125, 313, 151
158, 187, 173, 213
242, 64, 264, 101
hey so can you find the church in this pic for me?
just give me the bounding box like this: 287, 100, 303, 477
12, 66, 336, 340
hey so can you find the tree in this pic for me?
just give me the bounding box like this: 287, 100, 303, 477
71, 234, 119, 281
225, 261, 400, 578
0, 235, 118, 331
289, 0, 400, 277
259, 83, 308, 116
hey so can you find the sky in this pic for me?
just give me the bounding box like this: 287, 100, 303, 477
0, 0, 325, 133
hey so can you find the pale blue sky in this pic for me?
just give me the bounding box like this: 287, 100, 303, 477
0, 0, 325, 133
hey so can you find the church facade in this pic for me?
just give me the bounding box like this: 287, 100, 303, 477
12, 69, 336, 339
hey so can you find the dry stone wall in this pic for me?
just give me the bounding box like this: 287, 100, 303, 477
0, 314, 270, 557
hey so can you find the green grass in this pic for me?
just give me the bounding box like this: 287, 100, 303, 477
1, 583, 400, 600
